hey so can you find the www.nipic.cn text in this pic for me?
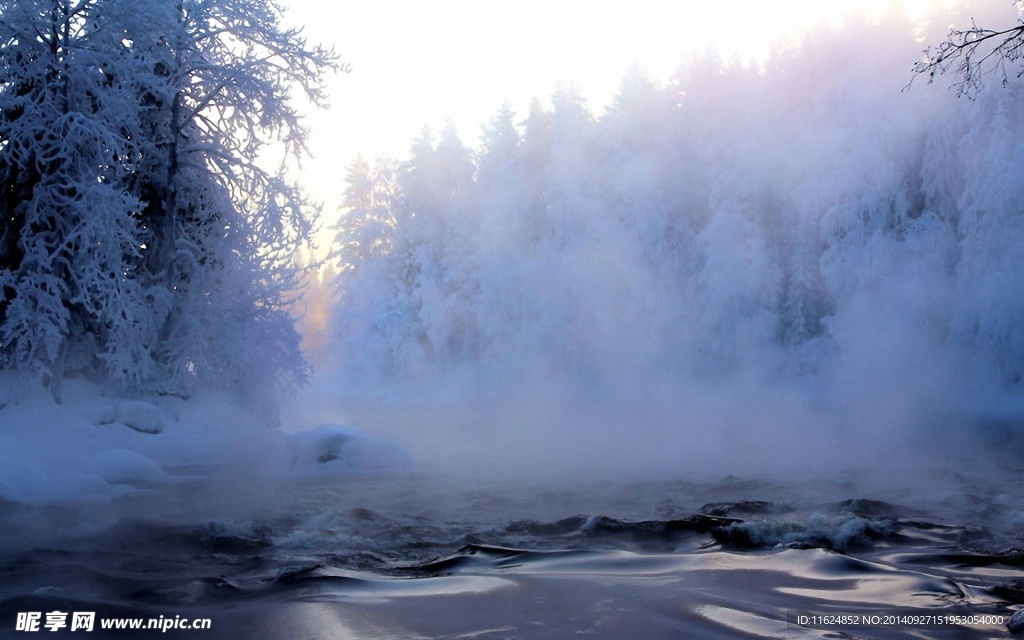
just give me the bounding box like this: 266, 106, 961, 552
16, 611, 212, 633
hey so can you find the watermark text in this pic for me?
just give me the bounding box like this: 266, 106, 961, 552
16, 611, 211, 633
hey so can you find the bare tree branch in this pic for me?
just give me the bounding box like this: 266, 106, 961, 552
910, 7, 1024, 98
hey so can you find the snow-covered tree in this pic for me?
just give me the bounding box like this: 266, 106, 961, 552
0, 0, 155, 400
0, 0, 338, 405
327, 11, 1024, 413
332, 155, 399, 276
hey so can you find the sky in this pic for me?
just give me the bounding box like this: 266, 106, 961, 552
278, 0, 955, 235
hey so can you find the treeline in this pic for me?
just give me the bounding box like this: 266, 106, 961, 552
0, 0, 336, 404
330, 12, 1024, 399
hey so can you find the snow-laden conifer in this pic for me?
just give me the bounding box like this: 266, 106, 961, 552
0, 0, 338, 406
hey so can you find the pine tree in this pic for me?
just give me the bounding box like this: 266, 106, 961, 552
332, 155, 399, 277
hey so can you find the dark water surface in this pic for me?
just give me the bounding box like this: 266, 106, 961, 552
2, 460, 1023, 639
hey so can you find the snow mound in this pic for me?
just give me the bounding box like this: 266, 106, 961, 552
288, 423, 414, 473
0, 455, 112, 503
84, 449, 170, 486
75, 401, 117, 425
73, 398, 167, 433
113, 400, 166, 434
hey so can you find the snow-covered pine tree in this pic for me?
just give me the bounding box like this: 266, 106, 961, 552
332, 155, 399, 277
0, 0, 151, 401
0, 0, 338, 406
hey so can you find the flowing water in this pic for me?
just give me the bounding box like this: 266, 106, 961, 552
2, 445, 1023, 639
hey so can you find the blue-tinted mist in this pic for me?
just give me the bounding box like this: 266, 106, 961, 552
317, 7, 1024, 478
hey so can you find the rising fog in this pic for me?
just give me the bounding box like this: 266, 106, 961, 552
297, 4, 1024, 482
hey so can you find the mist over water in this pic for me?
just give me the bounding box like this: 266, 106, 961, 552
306, 5, 1024, 485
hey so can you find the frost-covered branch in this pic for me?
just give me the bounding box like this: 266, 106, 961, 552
911, 10, 1024, 97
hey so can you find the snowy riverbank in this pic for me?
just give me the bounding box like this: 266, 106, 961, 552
0, 378, 412, 505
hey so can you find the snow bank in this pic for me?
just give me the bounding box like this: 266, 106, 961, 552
0, 378, 414, 504
84, 449, 172, 486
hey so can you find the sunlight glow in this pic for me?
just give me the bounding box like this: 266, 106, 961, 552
277, 0, 979, 236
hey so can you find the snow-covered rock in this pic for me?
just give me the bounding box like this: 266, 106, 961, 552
288, 423, 414, 472
84, 449, 170, 486
114, 400, 166, 434
75, 401, 117, 426
73, 398, 166, 433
